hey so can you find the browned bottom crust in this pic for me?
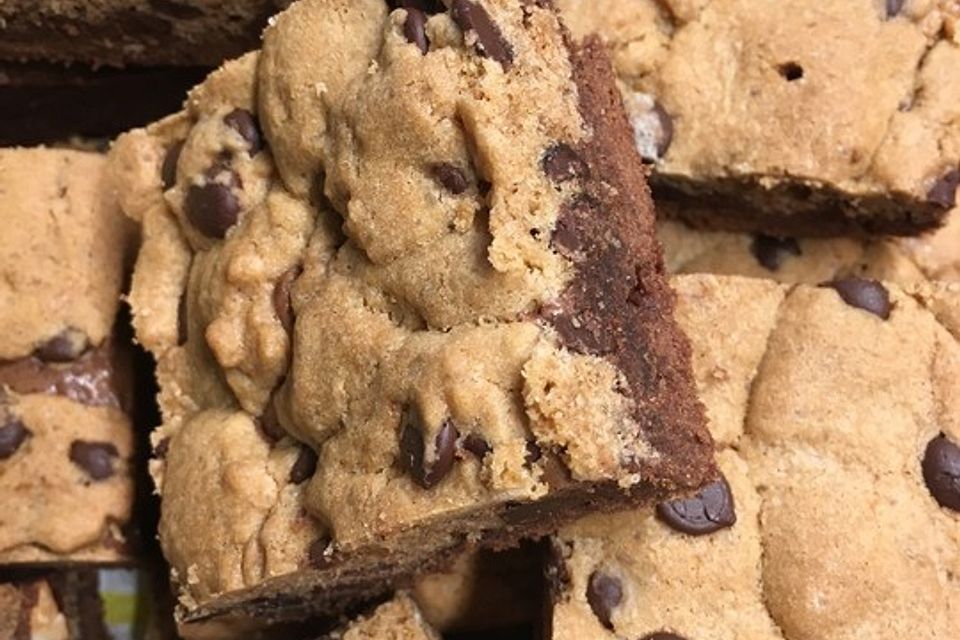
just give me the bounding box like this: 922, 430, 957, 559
654, 173, 950, 238
0, 62, 207, 146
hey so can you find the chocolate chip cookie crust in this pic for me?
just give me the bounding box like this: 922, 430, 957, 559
560, 0, 960, 237
110, 0, 712, 629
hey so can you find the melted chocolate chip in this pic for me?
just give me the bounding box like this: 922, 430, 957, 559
927, 168, 959, 208
463, 433, 491, 458
750, 235, 801, 271
403, 8, 429, 54
289, 446, 319, 484
398, 409, 459, 489
185, 180, 240, 239
542, 143, 588, 183
223, 108, 263, 155
451, 0, 515, 69
0, 417, 30, 460
551, 194, 597, 256
886, 0, 905, 17
69, 440, 119, 481
922, 434, 960, 512
273, 266, 302, 334
524, 440, 542, 465
586, 570, 622, 630
35, 328, 89, 362
656, 476, 736, 536
430, 162, 469, 194
641, 634, 687, 640
825, 277, 891, 320
308, 535, 333, 567
161, 140, 184, 190
258, 393, 287, 442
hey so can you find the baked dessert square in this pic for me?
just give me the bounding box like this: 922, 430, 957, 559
0, 148, 137, 566
109, 0, 713, 630
548, 274, 960, 640
560, 0, 960, 237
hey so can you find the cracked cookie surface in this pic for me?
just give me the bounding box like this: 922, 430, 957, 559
549, 274, 960, 640
560, 0, 960, 236
111, 0, 711, 625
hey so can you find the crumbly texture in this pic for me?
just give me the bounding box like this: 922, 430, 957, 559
111, 0, 710, 628
559, 0, 960, 236
0, 0, 289, 67
328, 594, 440, 640
549, 274, 960, 640
0, 148, 133, 361
0, 148, 136, 566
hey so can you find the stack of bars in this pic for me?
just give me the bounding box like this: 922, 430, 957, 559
1, 0, 958, 638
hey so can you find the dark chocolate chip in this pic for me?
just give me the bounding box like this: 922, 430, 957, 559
258, 393, 287, 442
586, 570, 622, 630
177, 290, 188, 346
656, 476, 736, 536
35, 328, 89, 362
886, 0, 905, 17
430, 162, 469, 194
922, 434, 960, 512
308, 536, 333, 567
223, 108, 263, 156
542, 143, 588, 183
451, 0, 515, 69
273, 265, 302, 334
289, 446, 319, 484
777, 61, 804, 81
524, 440, 542, 465
161, 140, 184, 190
185, 181, 240, 239
0, 418, 30, 460
69, 440, 119, 481
750, 235, 801, 271
824, 277, 891, 320
398, 408, 459, 489
403, 7, 430, 54
154, 437, 170, 460
927, 168, 959, 208
641, 634, 687, 640
462, 433, 491, 458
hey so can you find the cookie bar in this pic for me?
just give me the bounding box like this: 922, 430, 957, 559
0, 0, 288, 67
109, 0, 712, 629
0, 572, 110, 640
559, 0, 960, 236
548, 274, 960, 639
0, 61, 207, 146
0, 148, 137, 565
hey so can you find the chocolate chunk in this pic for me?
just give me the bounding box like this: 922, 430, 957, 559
69, 440, 119, 481
430, 162, 469, 194
223, 108, 263, 156
0, 342, 126, 408
35, 328, 89, 362
825, 277, 891, 320
451, 0, 515, 69
403, 8, 430, 54
886, 0, 905, 17
161, 140, 184, 190
641, 634, 687, 640
308, 535, 333, 568
927, 168, 959, 208
273, 265, 302, 334
289, 446, 319, 484
398, 409, 459, 489
185, 180, 240, 239
154, 437, 170, 460
0, 417, 30, 460
922, 434, 960, 512
257, 393, 287, 442
586, 570, 622, 630
542, 143, 588, 183
462, 433, 491, 458
524, 440, 542, 465
750, 234, 801, 271
656, 476, 736, 536
777, 61, 804, 81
